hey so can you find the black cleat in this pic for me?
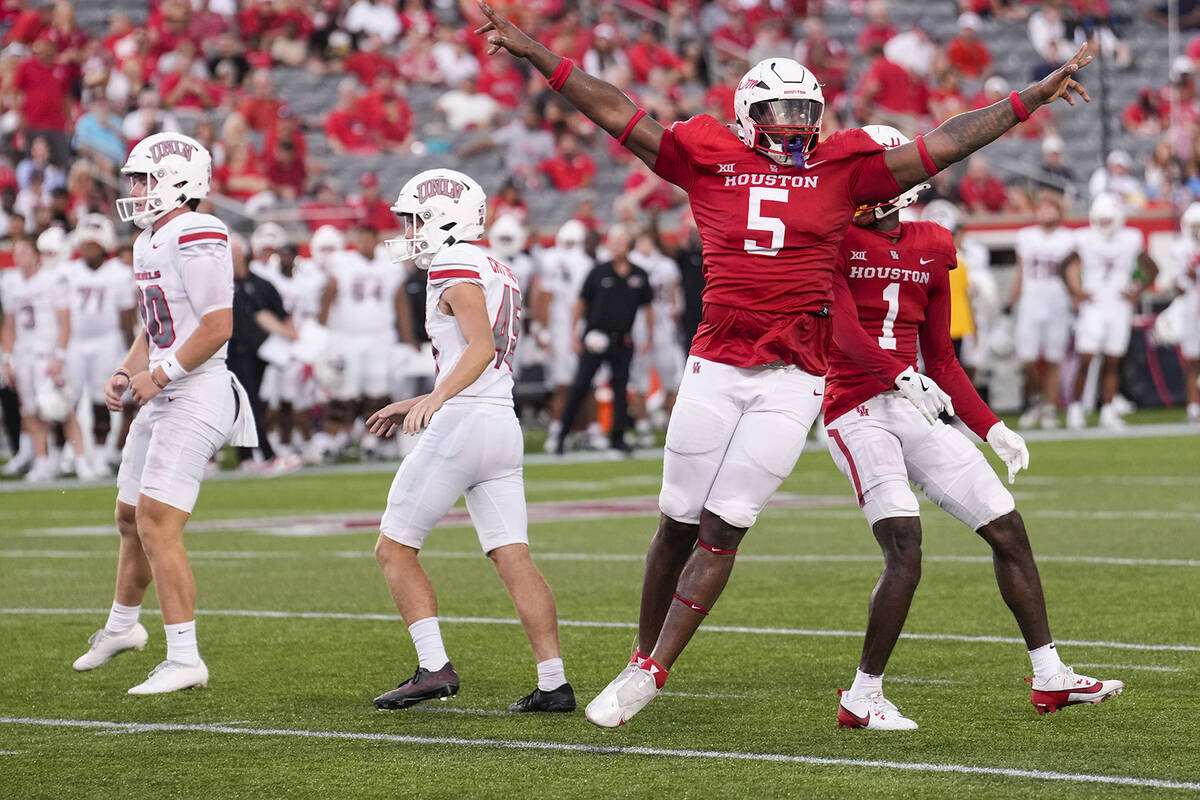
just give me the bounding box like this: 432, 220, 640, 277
508, 682, 576, 713
373, 663, 460, 710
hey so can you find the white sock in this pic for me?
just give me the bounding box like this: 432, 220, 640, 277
164, 620, 201, 665
408, 617, 449, 671
104, 601, 141, 634
848, 668, 883, 700
536, 657, 567, 691
1029, 642, 1066, 683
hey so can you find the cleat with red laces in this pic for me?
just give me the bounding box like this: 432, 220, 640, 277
1028, 668, 1124, 714
837, 689, 918, 731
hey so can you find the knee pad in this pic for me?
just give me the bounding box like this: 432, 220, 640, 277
659, 485, 702, 526
861, 479, 920, 527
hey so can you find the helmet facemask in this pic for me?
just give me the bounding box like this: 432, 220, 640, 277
747, 98, 823, 164
117, 171, 191, 229
385, 210, 436, 269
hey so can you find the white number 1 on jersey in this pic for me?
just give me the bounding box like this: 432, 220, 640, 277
743, 187, 788, 256
879, 282, 900, 350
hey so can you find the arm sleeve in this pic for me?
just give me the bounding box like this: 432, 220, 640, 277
831, 267, 909, 385
919, 266, 999, 439
177, 250, 235, 318
652, 122, 697, 191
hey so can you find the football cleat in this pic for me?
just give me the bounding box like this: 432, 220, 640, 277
73, 624, 149, 671
128, 659, 208, 695
373, 663, 459, 710
1098, 403, 1127, 431
1066, 402, 1086, 430
1040, 404, 1060, 430
837, 690, 919, 731
508, 683, 576, 713
1028, 668, 1123, 715
585, 663, 663, 728
1018, 406, 1042, 429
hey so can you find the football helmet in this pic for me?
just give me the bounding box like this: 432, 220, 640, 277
72, 213, 117, 253
922, 199, 960, 232
489, 214, 527, 260
386, 168, 487, 270
309, 225, 345, 268
36, 376, 71, 423
251, 222, 288, 255
1089, 192, 1125, 235
734, 58, 825, 165
555, 219, 586, 250
35, 226, 71, 265
1181, 202, 1200, 242
117, 132, 211, 229
860, 125, 930, 219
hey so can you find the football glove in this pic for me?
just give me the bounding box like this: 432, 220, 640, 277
986, 421, 1029, 484
894, 366, 954, 424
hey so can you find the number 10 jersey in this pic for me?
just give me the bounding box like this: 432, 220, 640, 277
130, 211, 235, 383
424, 242, 521, 407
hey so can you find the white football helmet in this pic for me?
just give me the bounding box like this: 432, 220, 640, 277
922, 199, 960, 232
117, 132, 212, 229
1089, 192, 1125, 235
386, 168, 486, 270
36, 377, 71, 423
1181, 202, 1200, 242
72, 213, 117, 253
734, 58, 825, 165
251, 222, 288, 255
489, 214, 527, 260
309, 225, 345, 268
555, 219, 586, 250
861, 125, 930, 218
35, 226, 71, 265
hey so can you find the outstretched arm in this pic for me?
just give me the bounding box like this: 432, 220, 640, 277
475, 1, 664, 168
885, 43, 1093, 190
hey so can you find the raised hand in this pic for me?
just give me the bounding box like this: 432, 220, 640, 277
1032, 42, 1093, 107
475, 1, 538, 59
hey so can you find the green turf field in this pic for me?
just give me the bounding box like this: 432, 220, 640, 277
2, 432, 1199, 798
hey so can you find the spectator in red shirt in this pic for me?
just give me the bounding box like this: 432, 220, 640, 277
14, 36, 72, 163
929, 72, 970, 123
856, 0, 896, 56
477, 52, 525, 109
213, 141, 270, 203
265, 138, 306, 201
539, 132, 596, 192
1122, 87, 1165, 135
793, 18, 848, 108
712, 14, 755, 55
946, 12, 992, 78
3, 2, 47, 45
237, 70, 284, 131
399, 0, 437, 39
356, 74, 414, 151
617, 158, 682, 219
348, 173, 398, 233
325, 79, 378, 155
958, 155, 1010, 213
853, 46, 929, 131
627, 25, 683, 84
301, 180, 356, 232
488, 178, 528, 227
344, 34, 398, 87
159, 42, 221, 111
264, 105, 307, 163
46, 1, 88, 78
396, 32, 439, 85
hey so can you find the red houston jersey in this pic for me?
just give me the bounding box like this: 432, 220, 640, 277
652, 116, 900, 374
824, 220, 999, 438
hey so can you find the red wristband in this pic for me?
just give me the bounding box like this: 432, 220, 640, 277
1008, 90, 1031, 122
915, 134, 939, 177
548, 57, 574, 91
616, 108, 647, 146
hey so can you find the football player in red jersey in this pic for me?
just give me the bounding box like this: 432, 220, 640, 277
477, 1, 1095, 727
824, 126, 1124, 730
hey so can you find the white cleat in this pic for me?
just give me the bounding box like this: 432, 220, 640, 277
1098, 403, 1127, 431
73, 624, 149, 671
1040, 404, 1060, 430
1029, 667, 1123, 715
128, 659, 209, 695
25, 458, 56, 483
837, 690, 919, 731
1065, 402, 1085, 430
1188, 403, 1200, 425
586, 664, 662, 728
1018, 406, 1041, 429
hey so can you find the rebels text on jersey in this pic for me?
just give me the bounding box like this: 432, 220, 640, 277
63, 258, 136, 340
652, 115, 900, 373
425, 242, 522, 407
824, 221, 999, 439
131, 212, 234, 380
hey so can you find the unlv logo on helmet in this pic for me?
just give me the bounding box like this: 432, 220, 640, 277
416, 178, 465, 204
148, 140, 195, 163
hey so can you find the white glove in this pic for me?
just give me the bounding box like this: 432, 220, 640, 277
894, 366, 954, 424
987, 421, 1029, 484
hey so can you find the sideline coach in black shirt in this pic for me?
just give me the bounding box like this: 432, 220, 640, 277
556, 224, 653, 455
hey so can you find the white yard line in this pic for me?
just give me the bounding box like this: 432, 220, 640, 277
1072, 663, 1186, 673
888, 677, 964, 685
4, 607, 1198, 653
1, 716, 1196, 791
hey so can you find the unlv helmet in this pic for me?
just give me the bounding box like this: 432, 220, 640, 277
35, 226, 71, 265
861, 125, 930, 219
1181, 202, 1200, 242
1089, 192, 1126, 235
72, 213, 118, 253
555, 219, 586, 250
117, 132, 212, 229
386, 168, 486, 270
734, 58, 824, 165
488, 214, 527, 260
309, 225, 346, 269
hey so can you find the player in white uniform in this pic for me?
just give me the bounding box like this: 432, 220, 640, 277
533, 219, 593, 450
367, 168, 572, 713
1063, 193, 1157, 429
1009, 194, 1077, 429
628, 229, 684, 447
1, 236, 93, 481
72, 132, 255, 695
1167, 203, 1200, 423
64, 214, 137, 475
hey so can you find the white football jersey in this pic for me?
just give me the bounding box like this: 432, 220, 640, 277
538, 245, 593, 333
1168, 236, 1200, 297
1074, 226, 1144, 302
63, 258, 136, 340
328, 249, 402, 339
256, 259, 329, 327
425, 242, 521, 406
0, 265, 68, 353
629, 247, 681, 330
131, 211, 234, 379
1014, 224, 1075, 300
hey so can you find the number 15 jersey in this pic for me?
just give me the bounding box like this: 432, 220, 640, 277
425, 242, 521, 407
131, 211, 234, 382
